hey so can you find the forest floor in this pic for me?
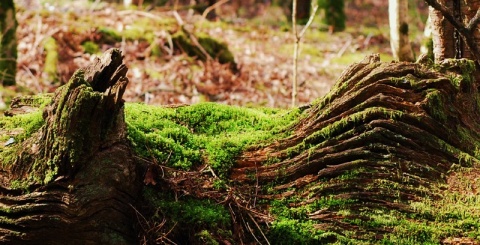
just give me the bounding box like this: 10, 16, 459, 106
2, 0, 430, 110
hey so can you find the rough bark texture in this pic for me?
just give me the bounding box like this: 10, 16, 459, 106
1, 51, 480, 243
0, 0, 17, 86
457, 0, 480, 61
0, 49, 140, 244
430, 0, 455, 62
429, 0, 480, 61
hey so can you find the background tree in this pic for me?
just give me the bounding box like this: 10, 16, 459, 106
389, 0, 414, 61
425, 0, 480, 82
0, 0, 17, 86
426, 0, 480, 61
318, 0, 345, 32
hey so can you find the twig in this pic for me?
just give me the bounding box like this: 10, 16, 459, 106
292, 2, 319, 107
299, 5, 320, 39
241, 212, 263, 245
248, 213, 271, 245
337, 36, 353, 57
467, 8, 480, 30
202, 0, 230, 19
172, 11, 213, 61
117, 9, 165, 21
292, 0, 298, 108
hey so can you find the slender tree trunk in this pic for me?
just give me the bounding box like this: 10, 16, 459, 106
389, 0, 414, 61
0, 0, 17, 86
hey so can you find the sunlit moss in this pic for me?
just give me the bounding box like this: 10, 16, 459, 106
125, 102, 299, 176
172, 31, 236, 65
43, 36, 59, 83
81, 41, 100, 54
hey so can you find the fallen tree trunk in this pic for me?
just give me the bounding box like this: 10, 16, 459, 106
1, 50, 479, 244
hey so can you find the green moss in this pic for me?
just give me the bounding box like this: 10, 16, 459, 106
43, 36, 59, 83
98, 27, 122, 44
125, 102, 298, 176
0, 110, 44, 143
172, 31, 236, 65
144, 187, 230, 229
196, 230, 219, 245
81, 41, 100, 54
424, 89, 447, 122
438, 59, 476, 91
268, 218, 341, 244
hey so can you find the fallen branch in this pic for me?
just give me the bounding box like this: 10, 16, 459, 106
202, 0, 229, 19
172, 11, 212, 61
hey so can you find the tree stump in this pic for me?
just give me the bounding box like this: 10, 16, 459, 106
0, 49, 140, 244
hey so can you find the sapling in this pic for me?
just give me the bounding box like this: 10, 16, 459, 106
292, 0, 318, 107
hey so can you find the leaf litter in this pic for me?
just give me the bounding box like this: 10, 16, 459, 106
11, 0, 427, 109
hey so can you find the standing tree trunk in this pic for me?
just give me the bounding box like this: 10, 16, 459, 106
0, 0, 17, 86
389, 0, 414, 61
428, 0, 480, 62
429, 0, 456, 62
319, 0, 346, 32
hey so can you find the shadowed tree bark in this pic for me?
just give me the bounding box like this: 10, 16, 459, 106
0, 0, 17, 86
0, 49, 140, 244
1, 48, 479, 243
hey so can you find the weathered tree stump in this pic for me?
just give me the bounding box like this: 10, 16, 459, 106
1, 51, 479, 244
0, 49, 140, 244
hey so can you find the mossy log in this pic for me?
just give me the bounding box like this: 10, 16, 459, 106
1, 51, 480, 244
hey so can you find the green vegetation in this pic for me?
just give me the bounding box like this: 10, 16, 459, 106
172, 31, 236, 66
143, 187, 232, 243
0, 110, 45, 143
81, 41, 100, 54
318, 0, 346, 32
0, 110, 44, 188
43, 36, 59, 83
263, 163, 480, 244
125, 102, 299, 176
0, 0, 17, 86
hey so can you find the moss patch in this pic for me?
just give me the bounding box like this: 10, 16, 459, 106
81, 41, 100, 54
125, 102, 298, 176
43, 36, 59, 83
172, 31, 236, 66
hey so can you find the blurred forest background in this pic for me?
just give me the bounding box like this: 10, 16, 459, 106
1, 0, 429, 110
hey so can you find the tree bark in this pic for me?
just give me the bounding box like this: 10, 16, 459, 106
0, 49, 140, 244
429, 0, 480, 61
0, 0, 17, 86
1, 51, 480, 243
389, 0, 414, 61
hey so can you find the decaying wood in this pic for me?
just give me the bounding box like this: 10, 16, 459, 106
0, 49, 140, 244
